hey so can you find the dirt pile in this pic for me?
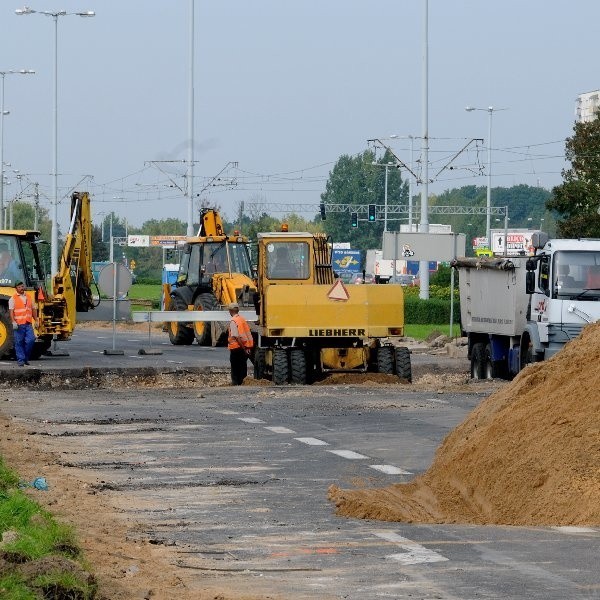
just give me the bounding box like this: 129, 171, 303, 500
329, 321, 600, 526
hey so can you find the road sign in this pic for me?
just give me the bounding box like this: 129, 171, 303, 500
98, 263, 133, 297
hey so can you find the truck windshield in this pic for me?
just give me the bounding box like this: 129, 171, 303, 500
553, 250, 600, 299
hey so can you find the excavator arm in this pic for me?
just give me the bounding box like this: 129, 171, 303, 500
52, 191, 95, 316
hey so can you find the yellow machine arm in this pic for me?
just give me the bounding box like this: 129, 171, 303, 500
199, 209, 225, 237
52, 191, 94, 312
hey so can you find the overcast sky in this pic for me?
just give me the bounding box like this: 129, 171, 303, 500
1, 1, 598, 231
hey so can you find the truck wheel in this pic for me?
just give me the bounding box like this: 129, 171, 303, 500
193, 293, 217, 346
167, 296, 194, 345
290, 348, 307, 384
471, 342, 487, 379
394, 346, 412, 382
377, 346, 394, 374
254, 348, 266, 380
0, 306, 13, 358
273, 348, 289, 385
485, 343, 505, 379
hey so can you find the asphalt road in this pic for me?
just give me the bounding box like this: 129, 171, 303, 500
2, 381, 598, 599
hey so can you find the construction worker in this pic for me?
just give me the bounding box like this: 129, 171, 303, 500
227, 302, 254, 385
9, 281, 38, 367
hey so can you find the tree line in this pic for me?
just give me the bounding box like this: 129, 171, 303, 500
6, 114, 600, 282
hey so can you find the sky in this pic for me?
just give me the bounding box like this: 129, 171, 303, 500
1, 0, 598, 233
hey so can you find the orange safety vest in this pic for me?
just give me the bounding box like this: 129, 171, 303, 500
228, 314, 254, 350
12, 293, 33, 325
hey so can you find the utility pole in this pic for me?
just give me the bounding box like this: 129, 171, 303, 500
34, 182, 39, 230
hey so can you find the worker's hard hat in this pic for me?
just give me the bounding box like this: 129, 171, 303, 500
227, 302, 239, 310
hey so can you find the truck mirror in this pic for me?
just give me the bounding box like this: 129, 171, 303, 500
526, 258, 536, 271
525, 271, 535, 294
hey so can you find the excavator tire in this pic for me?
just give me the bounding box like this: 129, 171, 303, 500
0, 306, 14, 358
253, 348, 266, 380
394, 346, 412, 382
167, 295, 195, 346
289, 348, 307, 384
193, 293, 218, 346
376, 346, 394, 374
272, 348, 289, 385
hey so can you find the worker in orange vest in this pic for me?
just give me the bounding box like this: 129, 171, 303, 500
9, 281, 38, 367
227, 302, 254, 385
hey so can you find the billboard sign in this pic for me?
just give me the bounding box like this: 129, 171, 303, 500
382, 232, 466, 262
331, 249, 362, 276
491, 229, 535, 256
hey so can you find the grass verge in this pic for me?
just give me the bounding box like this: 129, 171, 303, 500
0, 456, 98, 599
405, 323, 462, 340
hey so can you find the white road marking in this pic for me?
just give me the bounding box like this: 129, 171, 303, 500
294, 437, 329, 446
328, 449, 368, 460
265, 426, 296, 434
370, 464, 413, 475
427, 398, 448, 404
218, 410, 239, 415
375, 531, 448, 565
238, 417, 265, 424
553, 526, 597, 534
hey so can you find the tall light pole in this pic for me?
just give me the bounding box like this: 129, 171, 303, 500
187, 0, 195, 237
16, 6, 95, 276
465, 105, 507, 245
420, 0, 430, 300
0, 69, 35, 230
371, 161, 395, 232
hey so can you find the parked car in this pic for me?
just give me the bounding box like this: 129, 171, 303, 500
396, 274, 416, 286
351, 273, 374, 284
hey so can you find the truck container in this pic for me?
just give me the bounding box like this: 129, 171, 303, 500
453, 233, 600, 379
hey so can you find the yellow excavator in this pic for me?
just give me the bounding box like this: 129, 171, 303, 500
252, 229, 412, 384
0, 191, 95, 358
163, 208, 256, 346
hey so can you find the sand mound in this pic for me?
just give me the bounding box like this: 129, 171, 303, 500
329, 321, 600, 526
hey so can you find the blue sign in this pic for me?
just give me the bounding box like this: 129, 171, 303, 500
332, 249, 362, 275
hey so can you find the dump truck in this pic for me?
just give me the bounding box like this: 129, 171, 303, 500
453, 232, 600, 379
0, 191, 95, 358
164, 208, 256, 346
252, 231, 411, 384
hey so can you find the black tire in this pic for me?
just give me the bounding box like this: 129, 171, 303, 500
0, 306, 13, 358
30, 337, 52, 360
471, 342, 487, 379
485, 343, 506, 379
376, 346, 394, 374
272, 348, 289, 385
167, 295, 195, 345
254, 348, 266, 380
289, 348, 307, 384
193, 293, 218, 346
394, 346, 412, 382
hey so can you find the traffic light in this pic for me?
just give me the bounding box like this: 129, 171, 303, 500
320, 202, 326, 221
368, 204, 376, 222
351, 212, 358, 228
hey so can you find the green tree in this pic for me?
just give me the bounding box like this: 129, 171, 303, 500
548, 113, 600, 237
320, 150, 408, 260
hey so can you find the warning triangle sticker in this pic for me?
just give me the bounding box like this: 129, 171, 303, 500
327, 279, 350, 302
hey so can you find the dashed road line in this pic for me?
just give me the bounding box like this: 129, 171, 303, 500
238, 417, 265, 424
294, 437, 329, 446
328, 449, 368, 460
374, 531, 448, 565
553, 526, 597, 534
370, 464, 412, 475
265, 426, 297, 434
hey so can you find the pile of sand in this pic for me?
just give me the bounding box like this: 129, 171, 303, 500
329, 321, 600, 526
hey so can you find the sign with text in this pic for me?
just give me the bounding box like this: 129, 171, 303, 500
382, 232, 466, 262
491, 229, 535, 256
331, 249, 362, 275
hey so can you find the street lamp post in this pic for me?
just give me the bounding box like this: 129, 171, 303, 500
16, 6, 95, 277
465, 105, 507, 245
0, 69, 35, 230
